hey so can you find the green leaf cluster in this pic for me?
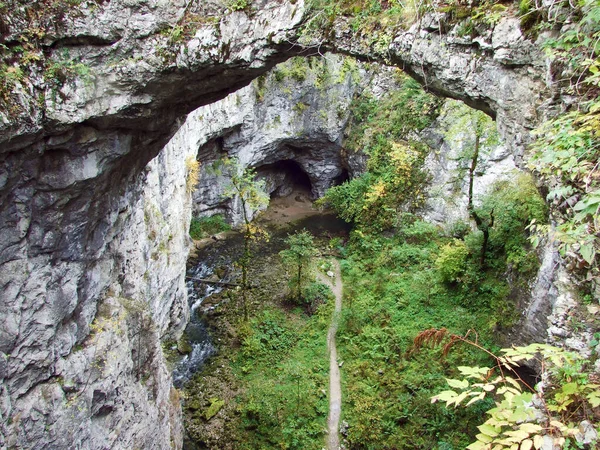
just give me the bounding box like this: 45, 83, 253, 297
234, 305, 331, 449
432, 344, 600, 450
318, 75, 440, 232
189, 214, 230, 240
280, 230, 319, 304
336, 220, 517, 449
528, 0, 600, 276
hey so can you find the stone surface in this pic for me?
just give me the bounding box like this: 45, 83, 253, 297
327, 13, 551, 165
0, 1, 306, 448
189, 55, 369, 224
421, 100, 517, 225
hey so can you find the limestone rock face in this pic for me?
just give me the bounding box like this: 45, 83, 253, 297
0, 116, 197, 449
189, 56, 367, 225
0, 1, 306, 448
328, 13, 550, 163
421, 100, 518, 225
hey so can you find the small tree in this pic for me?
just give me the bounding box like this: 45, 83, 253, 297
279, 230, 318, 303
219, 157, 269, 320
444, 101, 499, 267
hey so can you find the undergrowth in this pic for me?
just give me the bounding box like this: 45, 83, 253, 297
336, 202, 544, 448
232, 304, 332, 449
189, 214, 230, 239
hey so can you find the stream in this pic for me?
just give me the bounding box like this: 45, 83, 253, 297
171, 210, 350, 388
172, 233, 243, 387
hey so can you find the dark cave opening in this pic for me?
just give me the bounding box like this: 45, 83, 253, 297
255, 159, 313, 199
333, 168, 349, 186
509, 364, 541, 390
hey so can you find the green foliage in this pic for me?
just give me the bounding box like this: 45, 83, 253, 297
344, 73, 440, 152
280, 230, 319, 303
227, 0, 249, 12
189, 214, 230, 240
527, 0, 600, 281
318, 75, 440, 231
301, 280, 334, 310
254, 75, 267, 102
204, 397, 225, 420
217, 157, 269, 319
443, 100, 499, 164
292, 101, 308, 115
477, 174, 547, 274
336, 219, 519, 449
427, 339, 600, 450
234, 306, 331, 449
436, 240, 469, 283
0, 1, 81, 112
273, 57, 308, 83
241, 309, 297, 358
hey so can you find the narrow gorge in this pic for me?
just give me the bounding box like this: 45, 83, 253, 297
0, 0, 598, 449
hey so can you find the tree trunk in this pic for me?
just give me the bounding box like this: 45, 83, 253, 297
467, 134, 489, 267
241, 194, 250, 321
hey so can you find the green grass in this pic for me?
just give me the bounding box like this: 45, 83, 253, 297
336, 223, 510, 449
232, 305, 332, 449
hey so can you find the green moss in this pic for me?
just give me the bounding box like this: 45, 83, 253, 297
204, 398, 225, 420
254, 74, 267, 102
272, 56, 309, 83
293, 101, 309, 115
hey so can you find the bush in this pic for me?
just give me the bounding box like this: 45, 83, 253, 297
402, 219, 440, 243
189, 214, 230, 239
302, 281, 333, 308
436, 240, 469, 283
446, 220, 471, 239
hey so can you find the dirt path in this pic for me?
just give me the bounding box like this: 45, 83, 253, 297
317, 260, 343, 450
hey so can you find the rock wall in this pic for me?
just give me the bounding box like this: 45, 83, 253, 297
0, 115, 199, 448
327, 14, 552, 163
0, 1, 306, 447
421, 100, 518, 225
190, 55, 368, 224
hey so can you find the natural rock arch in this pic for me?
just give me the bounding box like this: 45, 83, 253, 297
0, 1, 556, 448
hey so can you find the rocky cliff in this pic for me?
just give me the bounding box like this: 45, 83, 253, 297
189, 55, 369, 224
0, 0, 569, 447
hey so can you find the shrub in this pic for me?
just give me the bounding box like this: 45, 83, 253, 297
402, 219, 440, 243
185, 156, 200, 193
446, 220, 471, 239
189, 214, 230, 239
436, 240, 469, 283
302, 281, 333, 309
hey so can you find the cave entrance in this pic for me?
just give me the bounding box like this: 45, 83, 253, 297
255, 159, 313, 200
333, 168, 349, 186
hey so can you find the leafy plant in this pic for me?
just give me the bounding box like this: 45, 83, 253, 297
436, 240, 469, 283
415, 329, 600, 450
527, 0, 600, 282
227, 0, 249, 12
217, 157, 270, 320
185, 156, 200, 193
318, 74, 440, 232
189, 214, 230, 240
280, 230, 319, 303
